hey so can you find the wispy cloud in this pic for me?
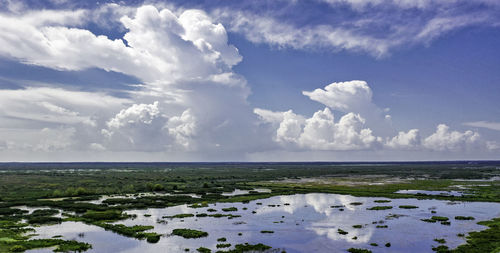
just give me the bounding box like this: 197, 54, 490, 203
463, 121, 500, 131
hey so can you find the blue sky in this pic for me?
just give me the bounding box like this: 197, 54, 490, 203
0, 0, 499, 161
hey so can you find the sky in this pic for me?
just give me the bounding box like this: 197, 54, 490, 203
0, 0, 499, 161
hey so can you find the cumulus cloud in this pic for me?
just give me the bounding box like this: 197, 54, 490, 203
302, 80, 373, 113
256, 107, 380, 150
0, 5, 242, 87
303, 80, 392, 136
256, 80, 494, 153
385, 129, 421, 149
0, 4, 259, 156
166, 109, 198, 150
423, 124, 480, 151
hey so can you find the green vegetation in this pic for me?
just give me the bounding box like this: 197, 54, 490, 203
399, 205, 418, 209
0, 162, 498, 252
221, 207, 238, 212
431, 216, 449, 221
347, 248, 372, 253
376, 225, 388, 228
451, 218, 500, 252
434, 238, 446, 244
216, 243, 231, 248
260, 230, 274, 233
350, 202, 363, 206
172, 229, 208, 238
432, 245, 449, 252
367, 206, 393, 210
338, 229, 348, 235
163, 213, 195, 219
370, 243, 378, 246
352, 225, 363, 229
188, 202, 209, 208
455, 216, 475, 220
217, 237, 227, 242
217, 243, 271, 253
96, 223, 160, 243
197, 247, 211, 253
385, 243, 391, 247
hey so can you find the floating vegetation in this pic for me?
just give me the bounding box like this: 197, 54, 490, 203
207, 208, 217, 212
399, 205, 418, 209
385, 214, 407, 220
431, 216, 449, 221
221, 207, 238, 212
208, 213, 241, 219
434, 238, 446, 244
374, 200, 391, 203
350, 202, 363, 206
376, 225, 388, 228
260, 230, 274, 233
367, 206, 393, 211
330, 205, 344, 208
219, 243, 271, 253
96, 223, 160, 243
196, 213, 208, 217
352, 225, 363, 229
337, 229, 348, 235
188, 202, 208, 208
163, 213, 194, 219
370, 243, 378, 246
347, 248, 372, 253
455, 216, 475, 220
217, 237, 227, 242
457, 233, 465, 237
432, 245, 449, 252
421, 218, 437, 223
385, 243, 391, 247
172, 229, 208, 239
197, 247, 211, 253
216, 243, 231, 248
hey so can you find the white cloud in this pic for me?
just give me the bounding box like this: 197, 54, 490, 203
463, 121, 500, 131
0, 5, 242, 87
256, 107, 380, 150
423, 124, 480, 151
166, 109, 198, 150
215, 10, 391, 56
385, 129, 421, 149
0, 87, 129, 127
213, 1, 500, 56
302, 80, 373, 113
105, 101, 161, 130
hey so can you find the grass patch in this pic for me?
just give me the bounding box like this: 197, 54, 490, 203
455, 216, 475, 220
347, 248, 372, 253
221, 207, 237, 212
338, 229, 348, 235
260, 230, 274, 233
367, 206, 393, 210
399, 205, 418, 209
172, 228, 208, 239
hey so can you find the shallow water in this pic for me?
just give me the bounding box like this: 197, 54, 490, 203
221, 188, 271, 196
29, 193, 500, 253
395, 190, 465, 196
